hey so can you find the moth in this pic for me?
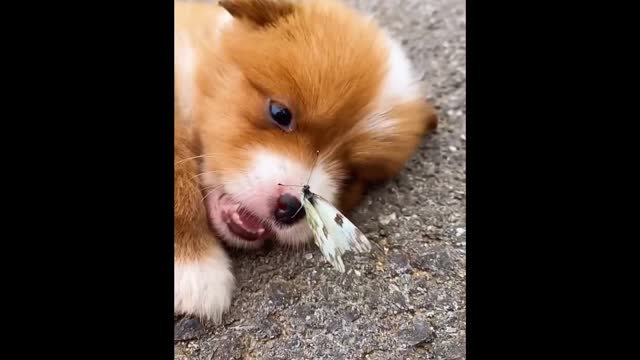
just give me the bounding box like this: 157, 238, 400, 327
279, 152, 372, 272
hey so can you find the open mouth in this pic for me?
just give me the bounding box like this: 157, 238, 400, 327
210, 193, 273, 242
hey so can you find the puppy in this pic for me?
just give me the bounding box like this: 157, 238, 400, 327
174, 0, 437, 322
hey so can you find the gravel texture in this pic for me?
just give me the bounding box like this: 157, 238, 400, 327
175, 0, 466, 358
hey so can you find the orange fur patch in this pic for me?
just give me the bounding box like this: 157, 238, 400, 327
175, 0, 438, 259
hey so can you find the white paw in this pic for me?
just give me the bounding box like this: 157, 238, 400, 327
174, 247, 235, 323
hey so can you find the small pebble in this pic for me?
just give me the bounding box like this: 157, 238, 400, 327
378, 212, 397, 225
455, 228, 466, 237
304, 253, 313, 260
399, 320, 435, 347
174, 318, 205, 342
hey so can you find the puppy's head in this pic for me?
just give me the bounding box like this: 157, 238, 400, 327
191, 0, 437, 248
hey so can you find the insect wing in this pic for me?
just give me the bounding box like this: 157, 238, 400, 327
303, 196, 346, 272
303, 191, 371, 272
310, 192, 372, 254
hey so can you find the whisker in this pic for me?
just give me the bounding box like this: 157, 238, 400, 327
237, 206, 270, 227
200, 184, 223, 191
201, 184, 223, 193
200, 185, 224, 203
190, 170, 220, 182
174, 153, 224, 166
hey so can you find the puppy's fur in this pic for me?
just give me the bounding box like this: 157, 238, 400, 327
174, 0, 437, 322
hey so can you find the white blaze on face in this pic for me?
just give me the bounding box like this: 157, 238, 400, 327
224, 148, 341, 246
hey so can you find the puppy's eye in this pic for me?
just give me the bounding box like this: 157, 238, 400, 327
268, 101, 294, 131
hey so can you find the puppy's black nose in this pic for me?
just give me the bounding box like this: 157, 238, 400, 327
274, 193, 305, 225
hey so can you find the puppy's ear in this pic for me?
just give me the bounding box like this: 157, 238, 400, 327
349, 99, 439, 183
218, 0, 294, 27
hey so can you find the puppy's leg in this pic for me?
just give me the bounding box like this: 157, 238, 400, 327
339, 177, 367, 214
174, 128, 234, 322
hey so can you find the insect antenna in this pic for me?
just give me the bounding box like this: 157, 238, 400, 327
306, 150, 320, 186
277, 151, 320, 188
276, 151, 320, 221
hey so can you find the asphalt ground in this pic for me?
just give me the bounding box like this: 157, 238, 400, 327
175, 0, 466, 358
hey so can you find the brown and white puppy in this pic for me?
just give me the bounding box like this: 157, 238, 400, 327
174, 0, 437, 322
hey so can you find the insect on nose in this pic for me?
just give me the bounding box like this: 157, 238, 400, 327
274, 193, 305, 225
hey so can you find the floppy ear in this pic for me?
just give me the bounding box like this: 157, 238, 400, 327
218, 0, 295, 27
349, 98, 438, 183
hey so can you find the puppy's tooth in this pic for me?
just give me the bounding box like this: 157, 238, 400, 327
232, 212, 243, 225
257, 229, 265, 235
